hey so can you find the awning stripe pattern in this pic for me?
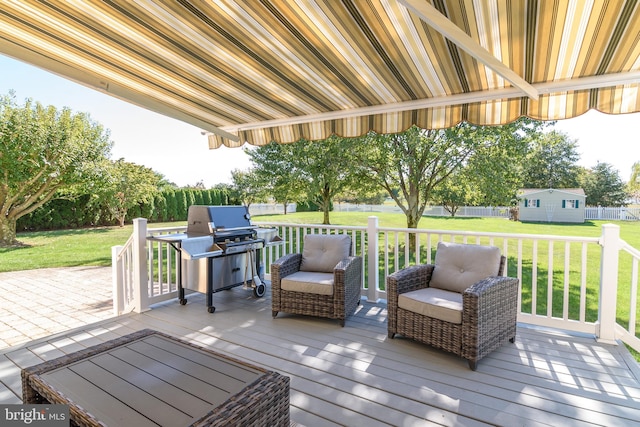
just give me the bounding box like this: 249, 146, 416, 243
0, 0, 639, 148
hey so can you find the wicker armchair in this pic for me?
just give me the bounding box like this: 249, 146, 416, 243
387, 242, 518, 370
271, 234, 362, 327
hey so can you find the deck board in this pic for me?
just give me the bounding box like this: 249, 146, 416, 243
1, 286, 639, 426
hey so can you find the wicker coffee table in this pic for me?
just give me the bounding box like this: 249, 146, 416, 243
22, 329, 290, 427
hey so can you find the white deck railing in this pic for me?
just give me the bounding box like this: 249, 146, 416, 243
113, 217, 640, 353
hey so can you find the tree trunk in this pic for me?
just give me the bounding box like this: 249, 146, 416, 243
406, 211, 420, 229
406, 211, 420, 254
321, 190, 331, 225
0, 216, 18, 247
323, 207, 330, 225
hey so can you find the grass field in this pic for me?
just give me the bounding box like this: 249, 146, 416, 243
2, 213, 638, 271
1, 212, 638, 359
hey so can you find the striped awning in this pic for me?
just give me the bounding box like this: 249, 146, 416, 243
1, 1, 639, 149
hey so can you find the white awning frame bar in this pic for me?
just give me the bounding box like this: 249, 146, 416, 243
221, 71, 640, 133
399, 0, 539, 101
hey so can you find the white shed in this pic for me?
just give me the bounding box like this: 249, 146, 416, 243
517, 188, 586, 223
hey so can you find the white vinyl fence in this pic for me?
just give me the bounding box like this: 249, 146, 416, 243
585, 206, 640, 220
248, 203, 296, 216
331, 203, 640, 221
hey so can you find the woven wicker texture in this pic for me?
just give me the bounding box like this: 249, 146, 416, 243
22, 329, 290, 427
271, 235, 362, 327
387, 254, 518, 370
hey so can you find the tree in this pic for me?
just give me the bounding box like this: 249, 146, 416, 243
580, 162, 629, 207
351, 126, 472, 228
431, 169, 480, 216
230, 168, 268, 208
292, 137, 359, 224
462, 120, 539, 206
97, 159, 161, 227
351, 120, 544, 229
246, 142, 305, 215
247, 138, 354, 223
522, 130, 581, 188
0, 93, 112, 246
627, 161, 640, 203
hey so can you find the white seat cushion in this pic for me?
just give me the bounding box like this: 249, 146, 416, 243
300, 234, 351, 273
281, 271, 334, 295
429, 242, 501, 293
398, 287, 463, 324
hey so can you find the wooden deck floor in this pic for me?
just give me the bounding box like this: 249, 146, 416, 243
2, 286, 639, 426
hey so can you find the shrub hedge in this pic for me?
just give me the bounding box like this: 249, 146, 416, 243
16, 188, 232, 231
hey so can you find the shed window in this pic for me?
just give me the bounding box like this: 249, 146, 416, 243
525, 199, 540, 208
563, 199, 579, 209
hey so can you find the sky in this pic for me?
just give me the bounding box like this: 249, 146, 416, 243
1, 53, 639, 187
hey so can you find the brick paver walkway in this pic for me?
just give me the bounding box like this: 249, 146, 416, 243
0, 266, 114, 350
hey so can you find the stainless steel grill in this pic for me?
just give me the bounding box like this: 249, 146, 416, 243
148, 205, 280, 313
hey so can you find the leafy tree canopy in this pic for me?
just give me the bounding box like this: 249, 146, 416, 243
230, 168, 269, 208
350, 119, 547, 228
0, 92, 112, 246
521, 130, 581, 189
580, 162, 629, 207
290, 137, 359, 224
431, 169, 481, 216
245, 142, 305, 215
96, 159, 162, 226
627, 161, 640, 203
247, 138, 357, 224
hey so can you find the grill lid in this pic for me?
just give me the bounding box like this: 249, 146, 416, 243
187, 205, 255, 235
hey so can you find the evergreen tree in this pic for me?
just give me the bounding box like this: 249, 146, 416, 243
580, 162, 629, 207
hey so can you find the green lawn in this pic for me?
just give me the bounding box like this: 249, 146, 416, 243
255, 211, 638, 244
0, 222, 186, 272
2, 213, 638, 271
2, 212, 638, 359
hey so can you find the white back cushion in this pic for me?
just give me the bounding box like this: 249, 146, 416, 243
429, 242, 501, 293
300, 234, 351, 273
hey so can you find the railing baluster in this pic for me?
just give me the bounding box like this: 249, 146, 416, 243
156, 241, 164, 296
563, 241, 570, 321
630, 257, 638, 334
384, 231, 390, 282
580, 243, 587, 323
391, 232, 397, 271
532, 240, 538, 316
147, 241, 155, 297
517, 239, 523, 312
547, 240, 554, 318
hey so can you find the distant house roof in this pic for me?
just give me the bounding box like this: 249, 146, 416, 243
518, 188, 586, 197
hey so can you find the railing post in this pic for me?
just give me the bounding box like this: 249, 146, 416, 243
597, 223, 620, 344
133, 218, 150, 313
111, 245, 124, 315
367, 216, 380, 302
